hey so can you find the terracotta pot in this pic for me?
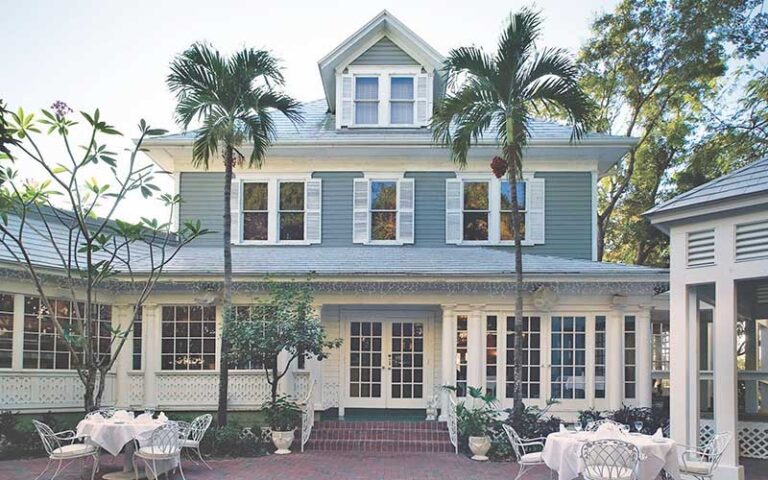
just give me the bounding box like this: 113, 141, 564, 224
271, 429, 295, 454
468, 435, 491, 461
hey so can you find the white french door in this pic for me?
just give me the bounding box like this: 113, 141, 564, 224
342, 310, 432, 409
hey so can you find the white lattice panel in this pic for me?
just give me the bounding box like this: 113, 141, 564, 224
293, 371, 311, 400
127, 373, 144, 406
700, 419, 768, 459
155, 372, 270, 409
322, 382, 340, 409
0, 372, 115, 410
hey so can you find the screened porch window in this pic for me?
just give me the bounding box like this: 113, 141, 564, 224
354, 77, 379, 125
595, 315, 607, 398
624, 315, 637, 399
463, 181, 489, 241
230, 306, 265, 370
131, 307, 143, 371
390, 76, 414, 125
485, 315, 498, 397
0, 294, 13, 368
551, 316, 586, 399
456, 315, 468, 397
370, 180, 398, 241
242, 182, 269, 241
500, 180, 526, 241
160, 306, 216, 371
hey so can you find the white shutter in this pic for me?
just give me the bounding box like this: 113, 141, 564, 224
527, 178, 546, 244
339, 74, 353, 127
353, 178, 369, 244
445, 178, 462, 244
305, 179, 322, 244
230, 177, 241, 244
398, 178, 415, 244
415, 73, 431, 126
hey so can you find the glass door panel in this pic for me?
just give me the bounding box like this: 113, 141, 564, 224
349, 321, 383, 400
389, 322, 424, 401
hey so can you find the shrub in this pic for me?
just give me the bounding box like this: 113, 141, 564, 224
577, 405, 669, 434
199, 423, 267, 457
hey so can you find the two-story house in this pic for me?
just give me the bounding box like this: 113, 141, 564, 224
0, 11, 667, 421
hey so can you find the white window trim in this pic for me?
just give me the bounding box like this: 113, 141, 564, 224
349, 66, 423, 128
455, 173, 535, 246
237, 173, 313, 246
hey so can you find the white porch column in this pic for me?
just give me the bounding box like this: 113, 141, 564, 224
143, 304, 159, 408
440, 305, 455, 421
467, 307, 484, 392
636, 310, 652, 408
113, 304, 132, 408
713, 279, 742, 480
606, 308, 623, 410
11, 294, 24, 370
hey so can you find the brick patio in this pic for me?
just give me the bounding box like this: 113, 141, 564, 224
1, 452, 767, 480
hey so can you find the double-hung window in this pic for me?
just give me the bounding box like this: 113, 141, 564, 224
242, 182, 269, 241
447, 176, 543, 245
233, 177, 321, 245
500, 180, 526, 241
370, 181, 398, 241
354, 77, 379, 125
390, 77, 414, 125
463, 181, 490, 241
353, 177, 414, 244
278, 182, 305, 241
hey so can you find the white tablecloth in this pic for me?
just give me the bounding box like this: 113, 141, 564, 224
77, 418, 164, 456
541, 431, 680, 480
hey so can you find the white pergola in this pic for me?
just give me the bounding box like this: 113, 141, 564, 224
647, 158, 768, 480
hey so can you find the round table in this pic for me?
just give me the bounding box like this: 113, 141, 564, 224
541, 431, 681, 480
76, 417, 172, 480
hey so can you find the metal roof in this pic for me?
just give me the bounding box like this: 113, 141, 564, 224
0, 212, 666, 279
646, 156, 768, 217
146, 99, 631, 146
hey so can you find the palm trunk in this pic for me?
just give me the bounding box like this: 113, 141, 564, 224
506, 146, 525, 414
217, 146, 235, 426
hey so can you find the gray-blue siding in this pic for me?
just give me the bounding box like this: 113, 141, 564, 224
177, 171, 593, 259
349, 37, 418, 66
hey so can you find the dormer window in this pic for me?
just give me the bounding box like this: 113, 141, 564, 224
339, 68, 432, 128
354, 77, 379, 125
390, 77, 414, 125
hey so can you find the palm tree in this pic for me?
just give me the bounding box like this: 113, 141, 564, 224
431, 8, 592, 411
167, 43, 303, 426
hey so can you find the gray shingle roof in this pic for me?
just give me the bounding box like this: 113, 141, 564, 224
646, 156, 768, 216
1, 210, 666, 279
146, 245, 666, 277
148, 100, 630, 145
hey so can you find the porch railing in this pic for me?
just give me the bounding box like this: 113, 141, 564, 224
447, 394, 459, 454
299, 379, 316, 452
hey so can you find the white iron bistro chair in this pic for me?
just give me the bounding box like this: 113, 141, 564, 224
32, 419, 99, 480
502, 424, 548, 480
678, 432, 731, 480
178, 414, 213, 469
133, 422, 185, 480
580, 439, 640, 480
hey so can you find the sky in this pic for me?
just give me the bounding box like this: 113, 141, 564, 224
1, 0, 620, 222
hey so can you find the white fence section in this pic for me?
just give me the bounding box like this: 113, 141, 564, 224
0, 371, 115, 411
154, 371, 271, 409
700, 419, 768, 459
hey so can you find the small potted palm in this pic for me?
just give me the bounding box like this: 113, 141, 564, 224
457, 387, 499, 461
265, 396, 302, 454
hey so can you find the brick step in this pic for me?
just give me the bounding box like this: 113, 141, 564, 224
314, 420, 449, 431
304, 438, 455, 453
311, 428, 452, 441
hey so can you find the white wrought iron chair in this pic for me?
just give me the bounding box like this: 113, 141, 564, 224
678, 432, 731, 480
580, 439, 640, 480
178, 414, 213, 469
133, 422, 185, 480
502, 424, 548, 480
32, 419, 99, 480
585, 419, 625, 432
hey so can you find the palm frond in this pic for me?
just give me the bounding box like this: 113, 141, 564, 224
495, 7, 542, 97
517, 47, 578, 91
229, 48, 285, 87
525, 76, 594, 141
443, 47, 498, 89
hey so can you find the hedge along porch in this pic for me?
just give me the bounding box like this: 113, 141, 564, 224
0, 266, 664, 420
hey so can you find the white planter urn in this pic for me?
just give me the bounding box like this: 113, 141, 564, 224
271, 429, 295, 455
468, 435, 491, 461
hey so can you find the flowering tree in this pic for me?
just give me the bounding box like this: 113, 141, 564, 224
0, 103, 208, 411
225, 278, 342, 403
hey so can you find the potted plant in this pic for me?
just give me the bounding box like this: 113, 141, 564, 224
264, 396, 302, 454
456, 387, 499, 461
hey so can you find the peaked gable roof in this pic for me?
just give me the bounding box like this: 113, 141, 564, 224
317, 10, 445, 112
646, 156, 768, 218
